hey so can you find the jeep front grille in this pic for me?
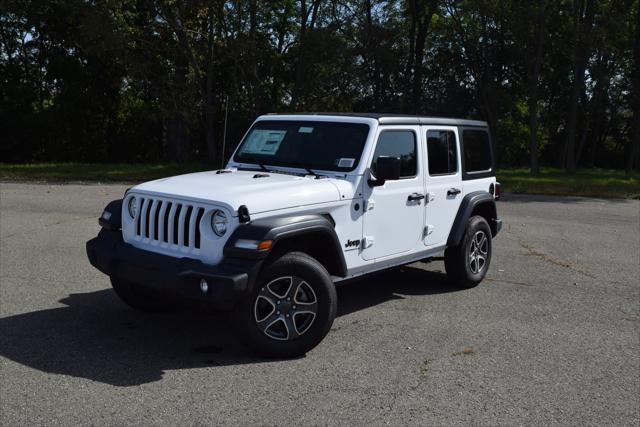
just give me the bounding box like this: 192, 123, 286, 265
135, 197, 205, 250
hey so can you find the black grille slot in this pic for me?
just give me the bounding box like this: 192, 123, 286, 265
144, 201, 151, 238
195, 208, 204, 249
183, 206, 193, 247
153, 201, 162, 240
136, 198, 145, 235
163, 202, 172, 243
172, 204, 182, 245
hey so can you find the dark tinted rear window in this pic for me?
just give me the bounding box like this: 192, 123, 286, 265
462, 130, 492, 172
427, 130, 457, 175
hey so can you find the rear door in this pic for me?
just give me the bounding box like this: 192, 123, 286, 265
361, 126, 425, 260
423, 126, 463, 247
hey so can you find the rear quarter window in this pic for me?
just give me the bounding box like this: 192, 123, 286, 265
462, 129, 492, 173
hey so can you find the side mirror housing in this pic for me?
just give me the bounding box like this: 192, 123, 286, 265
368, 156, 401, 187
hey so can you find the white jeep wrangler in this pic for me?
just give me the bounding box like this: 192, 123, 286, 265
87, 113, 502, 357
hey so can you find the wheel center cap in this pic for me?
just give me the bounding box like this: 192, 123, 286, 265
280, 301, 292, 313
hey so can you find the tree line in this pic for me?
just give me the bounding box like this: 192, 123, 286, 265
1, 0, 638, 174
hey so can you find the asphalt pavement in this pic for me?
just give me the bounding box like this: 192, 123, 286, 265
1, 182, 638, 425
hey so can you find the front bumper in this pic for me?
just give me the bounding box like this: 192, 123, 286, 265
86, 229, 261, 308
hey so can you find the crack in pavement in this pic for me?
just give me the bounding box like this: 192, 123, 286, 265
485, 277, 534, 287
518, 240, 595, 279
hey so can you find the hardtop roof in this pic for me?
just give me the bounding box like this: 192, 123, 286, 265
261, 112, 488, 127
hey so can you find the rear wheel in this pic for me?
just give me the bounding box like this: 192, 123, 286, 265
110, 277, 176, 312
444, 215, 492, 288
236, 251, 337, 358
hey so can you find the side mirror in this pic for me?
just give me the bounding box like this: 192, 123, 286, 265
368, 156, 401, 187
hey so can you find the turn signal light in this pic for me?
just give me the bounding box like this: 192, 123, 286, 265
258, 240, 273, 250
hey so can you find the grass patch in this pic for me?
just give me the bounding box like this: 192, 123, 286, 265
497, 167, 640, 199
419, 358, 432, 378
1, 163, 638, 199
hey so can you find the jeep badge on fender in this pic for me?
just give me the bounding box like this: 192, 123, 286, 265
345, 239, 360, 248
86, 113, 502, 358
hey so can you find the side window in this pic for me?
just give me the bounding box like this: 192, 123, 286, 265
462, 129, 492, 172
371, 131, 417, 178
426, 130, 457, 175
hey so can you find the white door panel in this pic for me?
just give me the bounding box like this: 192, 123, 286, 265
362, 126, 425, 261
423, 126, 463, 247
362, 177, 424, 260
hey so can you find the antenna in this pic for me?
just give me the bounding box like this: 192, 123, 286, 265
221, 95, 229, 169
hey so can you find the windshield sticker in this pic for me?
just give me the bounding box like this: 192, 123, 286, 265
337, 158, 355, 168
241, 130, 286, 155
298, 126, 314, 134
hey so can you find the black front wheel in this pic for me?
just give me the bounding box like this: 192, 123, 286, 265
236, 252, 337, 358
444, 215, 492, 288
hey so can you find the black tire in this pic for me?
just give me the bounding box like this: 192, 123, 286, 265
444, 215, 492, 288
236, 251, 337, 358
110, 277, 176, 312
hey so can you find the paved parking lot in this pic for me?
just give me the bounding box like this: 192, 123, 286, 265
1, 182, 638, 425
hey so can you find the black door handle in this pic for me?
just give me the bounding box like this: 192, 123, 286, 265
408, 193, 425, 201
447, 188, 461, 196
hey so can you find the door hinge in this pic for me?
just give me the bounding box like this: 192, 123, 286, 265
364, 199, 375, 211
423, 225, 434, 237
362, 235, 375, 248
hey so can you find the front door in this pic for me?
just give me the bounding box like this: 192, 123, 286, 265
423, 126, 463, 247
362, 127, 425, 260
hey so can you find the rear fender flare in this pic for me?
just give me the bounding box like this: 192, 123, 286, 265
447, 191, 497, 247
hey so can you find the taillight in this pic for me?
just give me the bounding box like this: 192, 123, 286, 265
494, 182, 501, 200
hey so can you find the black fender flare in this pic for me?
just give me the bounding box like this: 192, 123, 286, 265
98, 199, 123, 231
447, 191, 499, 247
224, 214, 347, 276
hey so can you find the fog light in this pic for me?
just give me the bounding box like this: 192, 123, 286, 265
199, 279, 209, 294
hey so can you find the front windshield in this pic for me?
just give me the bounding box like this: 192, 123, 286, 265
233, 120, 370, 172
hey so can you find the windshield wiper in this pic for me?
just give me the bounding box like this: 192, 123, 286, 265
238, 158, 322, 177
238, 154, 268, 171
238, 162, 304, 177
285, 161, 323, 177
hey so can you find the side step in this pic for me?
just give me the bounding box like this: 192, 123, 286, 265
420, 256, 444, 263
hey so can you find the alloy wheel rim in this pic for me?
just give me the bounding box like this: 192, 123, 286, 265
469, 230, 488, 274
254, 276, 318, 341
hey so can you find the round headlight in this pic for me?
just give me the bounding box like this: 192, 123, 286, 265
127, 196, 137, 218
211, 210, 228, 236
